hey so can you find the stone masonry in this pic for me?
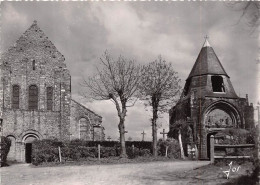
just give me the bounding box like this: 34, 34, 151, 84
0, 21, 105, 162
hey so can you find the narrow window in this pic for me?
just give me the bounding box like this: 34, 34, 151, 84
211, 76, 225, 92
79, 118, 91, 140
46, 87, 53, 110
28, 85, 38, 110
12, 85, 19, 109
32, 60, 36, 70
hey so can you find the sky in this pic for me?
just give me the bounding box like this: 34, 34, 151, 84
1, 2, 259, 141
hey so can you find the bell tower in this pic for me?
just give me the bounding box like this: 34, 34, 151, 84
169, 37, 254, 160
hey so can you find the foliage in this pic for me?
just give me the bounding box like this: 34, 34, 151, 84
1, 136, 11, 166
32, 139, 154, 165
220, 128, 255, 145
139, 56, 181, 113
226, 2, 260, 33
81, 52, 142, 157
139, 56, 181, 157
157, 138, 181, 159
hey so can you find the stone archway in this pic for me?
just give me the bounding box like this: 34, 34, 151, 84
22, 134, 39, 163
202, 101, 242, 159
6, 135, 16, 161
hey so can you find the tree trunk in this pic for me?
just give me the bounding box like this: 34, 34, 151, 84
152, 104, 158, 157
118, 118, 127, 158
178, 130, 185, 159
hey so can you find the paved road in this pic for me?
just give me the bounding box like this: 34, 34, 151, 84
1, 161, 209, 185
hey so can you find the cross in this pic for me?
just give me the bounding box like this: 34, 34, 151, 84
107, 136, 112, 141
141, 131, 146, 141
204, 35, 209, 40
160, 129, 168, 141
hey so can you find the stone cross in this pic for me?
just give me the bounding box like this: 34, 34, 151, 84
204, 35, 209, 40
141, 131, 146, 141
107, 136, 111, 141
160, 129, 168, 141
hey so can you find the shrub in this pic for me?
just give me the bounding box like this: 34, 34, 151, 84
157, 138, 181, 158
1, 136, 11, 166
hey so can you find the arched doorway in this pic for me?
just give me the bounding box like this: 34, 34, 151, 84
23, 134, 38, 163
203, 101, 241, 159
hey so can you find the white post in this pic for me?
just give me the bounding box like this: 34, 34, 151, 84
58, 146, 62, 163
98, 144, 100, 160
165, 146, 168, 157
178, 130, 185, 159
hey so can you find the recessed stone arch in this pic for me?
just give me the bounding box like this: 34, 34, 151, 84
202, 100, 242, 159
203, 100, 242, 129
79, 117, 92, 140
6, 135, 16, 161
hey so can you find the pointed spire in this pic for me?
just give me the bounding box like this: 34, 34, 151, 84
203, 35, 211, 47
187, 37, 228, 80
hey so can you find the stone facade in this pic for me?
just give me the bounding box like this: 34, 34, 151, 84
0, 21, 105, 162
169, 39, 255, 160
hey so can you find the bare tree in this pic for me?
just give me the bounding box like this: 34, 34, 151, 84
82, 52, 141, 158
139, 56, 181, 157
226, 2, 260, 33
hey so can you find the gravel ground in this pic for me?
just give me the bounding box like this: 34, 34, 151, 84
1, 161, 210, 185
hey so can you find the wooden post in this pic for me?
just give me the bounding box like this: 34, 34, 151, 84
98, 144, 100, 160
58, 146, 62, 163
210, 135, 214, 164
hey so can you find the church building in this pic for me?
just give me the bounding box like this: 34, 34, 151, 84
169, 38, 254, 160
0, 21, 105, 163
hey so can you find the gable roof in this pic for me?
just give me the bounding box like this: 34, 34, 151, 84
4, 20, 65, 61
187, 39, 228, 80
71, 99, 102, 119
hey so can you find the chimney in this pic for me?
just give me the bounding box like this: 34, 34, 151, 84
246, 94, 249, 105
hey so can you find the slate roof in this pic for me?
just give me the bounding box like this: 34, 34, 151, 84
187, 39, 229, 80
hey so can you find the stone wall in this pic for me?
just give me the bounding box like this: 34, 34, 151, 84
70, 99, 104, 141
0, 21, 104, 162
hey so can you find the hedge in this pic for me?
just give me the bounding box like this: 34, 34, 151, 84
1, 136, 11, 166
32, 139, 153, 165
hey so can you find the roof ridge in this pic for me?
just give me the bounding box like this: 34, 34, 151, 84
71, 99, 102, 119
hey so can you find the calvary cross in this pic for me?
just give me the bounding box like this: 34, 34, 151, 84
160, 129, 168, 141
141, 131, 146, 141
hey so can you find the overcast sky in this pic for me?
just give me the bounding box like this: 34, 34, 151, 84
1, 2, 259, 141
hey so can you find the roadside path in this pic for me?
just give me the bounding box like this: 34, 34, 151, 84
1, 161, 209, 185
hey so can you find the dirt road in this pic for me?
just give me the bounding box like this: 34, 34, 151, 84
1, 161, 209, 185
